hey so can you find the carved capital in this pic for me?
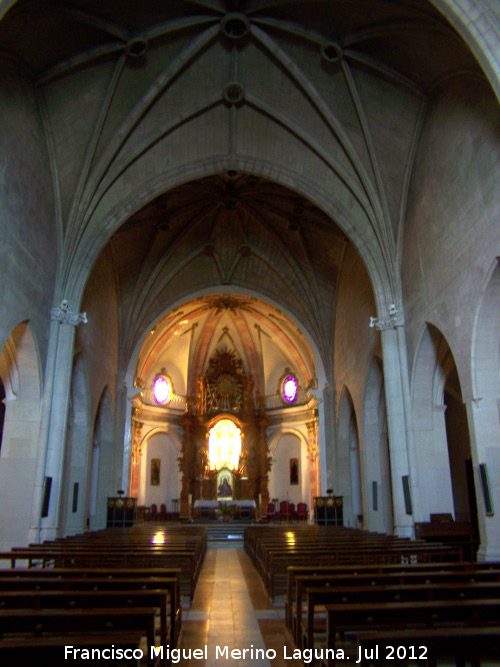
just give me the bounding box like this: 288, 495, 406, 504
369, 305, 404, 331
51, 300, 88, 327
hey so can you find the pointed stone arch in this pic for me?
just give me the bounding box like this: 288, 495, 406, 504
412, 322, 478, 528
469, 258, 500, 558
0, 321, 42, 549
88, 386, 114, 531
336, 386, 363, 529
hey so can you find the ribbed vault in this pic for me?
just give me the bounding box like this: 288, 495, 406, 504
0, 0, 487, 317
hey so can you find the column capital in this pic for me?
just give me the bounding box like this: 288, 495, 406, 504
51, 300, 88, 326
370, 305, 405, 330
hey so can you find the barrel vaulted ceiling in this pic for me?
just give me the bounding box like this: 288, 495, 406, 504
0, 0, 485, 367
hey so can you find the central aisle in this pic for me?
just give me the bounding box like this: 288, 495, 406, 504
179, 547, 302, 667
206, 549, 271, 666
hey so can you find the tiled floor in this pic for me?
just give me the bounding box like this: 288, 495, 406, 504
179, 547, 303, 667
178, 548, 488, 667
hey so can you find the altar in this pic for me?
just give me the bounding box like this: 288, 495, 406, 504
193, 499, 256, 521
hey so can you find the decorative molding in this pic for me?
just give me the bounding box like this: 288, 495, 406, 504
131, 421, 144, 461
369, 305, 404, 330
306, 420, 319, 460
51, 300, 88, 327
223, 81, 245, 105
204, 295, 253, 314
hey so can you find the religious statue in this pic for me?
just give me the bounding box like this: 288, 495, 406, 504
218, 477, 232, 498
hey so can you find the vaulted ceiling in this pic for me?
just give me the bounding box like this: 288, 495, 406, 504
1, 0, 479, 90
109, 173, 348, 366
0, 0, 486, 376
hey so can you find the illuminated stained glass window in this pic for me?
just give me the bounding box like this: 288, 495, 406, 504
153, 375, 172, 404
208, 419, 242, 471
281, 374, 298, 403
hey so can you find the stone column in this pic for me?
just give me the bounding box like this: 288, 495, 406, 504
309, 380, 335, 496
36, 301, 87, 542
465, 395, 500, 560
370, 307, 414, 537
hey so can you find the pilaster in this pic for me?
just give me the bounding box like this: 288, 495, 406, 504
370, 306, 414, 537
37, 301, 87, 542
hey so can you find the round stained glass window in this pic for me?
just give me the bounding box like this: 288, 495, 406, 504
282, 375, 298, 403
153, 375, 172, 404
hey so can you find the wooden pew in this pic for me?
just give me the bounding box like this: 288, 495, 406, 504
356, 625, 500, 667
0, 568, 182, 646
301, 580, 500, 651
265, 544, 460, 599
0, 588, 173, 651
0, 631, 146, 666
322, 598, 500, 667
3, 525, 207, 603
0, 549, 199, 602
0, 607, 158, 666
287, 563, 500, 642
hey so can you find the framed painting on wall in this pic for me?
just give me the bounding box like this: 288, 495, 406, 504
290, 458, 299, 485
151, 458, 160, 486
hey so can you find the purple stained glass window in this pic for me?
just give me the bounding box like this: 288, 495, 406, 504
153, 376, 172, 404
282, 375, 298, 403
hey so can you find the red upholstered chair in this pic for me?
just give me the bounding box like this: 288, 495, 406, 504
266, 503, 276, 522
279, 500, 289, 523
150, 503, 158, 520
288, 502, 296, 521
297, 502, 307, 522
160, 503, 167, 520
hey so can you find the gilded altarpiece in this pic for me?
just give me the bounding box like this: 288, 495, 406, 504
179, 349, 270, 517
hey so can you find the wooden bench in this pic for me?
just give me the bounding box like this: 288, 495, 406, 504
0, 606, 158, 666
302, 580, 500, 651
0, 631, 147, 666
0, 549, 199, 602
265, 544, 460, 599
356, 625, 500, 667
0, 588, 173, 651
287, 563, 500, 643
322, 598, 500, 667
0, 568, 182, 646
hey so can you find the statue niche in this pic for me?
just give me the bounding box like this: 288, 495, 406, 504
179, 348, 270, 516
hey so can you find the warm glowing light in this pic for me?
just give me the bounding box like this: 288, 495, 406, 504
153, 376, 172, 404
208, 419, 241, 471
282, 375, 298, 402
151, 531, 166, 544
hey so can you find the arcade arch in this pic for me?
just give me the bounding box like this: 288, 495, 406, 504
0, 323, 42, 549
129, 293, 321, 516
412, 323, 479, 531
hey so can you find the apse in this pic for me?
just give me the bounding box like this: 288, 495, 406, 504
129, 293, 320, 516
